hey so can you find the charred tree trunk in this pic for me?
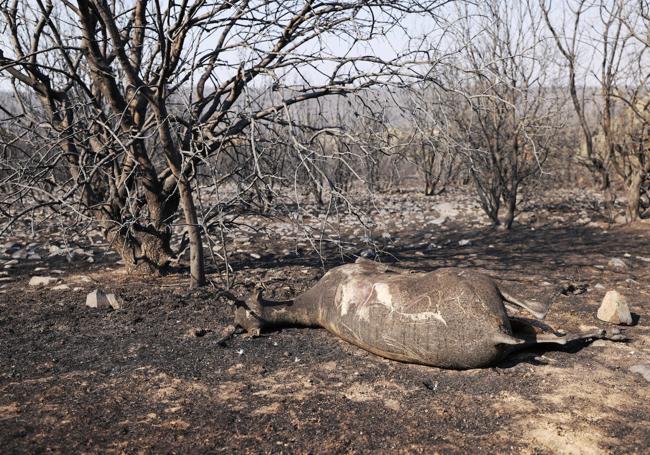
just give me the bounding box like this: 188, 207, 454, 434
500, 193, 517, 231
626, 171, 643, 222
153, 103, 206, 288
106, 224, 174, 274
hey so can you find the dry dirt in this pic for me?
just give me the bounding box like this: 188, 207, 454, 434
1, 190, 649, 454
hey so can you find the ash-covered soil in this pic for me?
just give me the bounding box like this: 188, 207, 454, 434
1, 190, 649, 454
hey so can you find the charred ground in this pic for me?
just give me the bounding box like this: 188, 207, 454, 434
1, 190, 649, 454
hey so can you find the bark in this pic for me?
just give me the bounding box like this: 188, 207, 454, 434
178, 178, 206, 287
626, 171, 643, 222
153, 103, 206, 287
106, 224, 173, 274
499, 191, 517, 230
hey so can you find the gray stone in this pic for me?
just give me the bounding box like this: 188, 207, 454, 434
11, 250, 27, 260
29, 276, 59, 287
359, 249, 375, 259
458, 239, 471, 247
597, 290, 633, 325
629, 364, 650, 382
2, 242, 21, 254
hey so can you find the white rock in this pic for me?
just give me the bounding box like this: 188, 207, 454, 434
597, 290, 633, 325
29, 276, 59, 287
52, 284, 70, 291
608, 258, 628, 270
250, 253, 261, 260
458, 239, 471, 247
106, 293, 123, 310
86, 289, 121, 309
629, 364, 650, 382
594, 283, 605, 290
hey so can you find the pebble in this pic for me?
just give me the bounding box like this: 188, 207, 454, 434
458, 239, 471, 246
597, 290, 633, 325
29, 276, 59, 287
359, 249, 375, 259
11, 250, 27, 260
608, 258, 628, 271
51, 284, 70, 291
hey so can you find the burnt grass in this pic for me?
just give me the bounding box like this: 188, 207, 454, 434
1, 192, 650, 454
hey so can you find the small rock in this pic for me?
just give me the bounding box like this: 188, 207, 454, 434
2, 242, 21, 254
594, 283, 605, 290
11, 250, 27, 260
597, 290, 633, 325
51, 284, 70, 291
29, 276, 59, 287
250, 253, 261, 260
359, 249, 375, 259
86, 289, 122, 310
561, 283, 588, 295
106, 293, 123, 310
86, 289, 110, 309
458, 239, 471, 247
629, 364, 650, 382
608, 258, 628, 271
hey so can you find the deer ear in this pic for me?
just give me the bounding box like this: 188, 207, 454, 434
245, 288, 264, 315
